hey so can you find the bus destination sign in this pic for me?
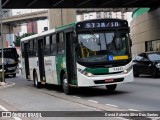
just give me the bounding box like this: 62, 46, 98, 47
76, 20, 128, 31
84, 21, 120, 29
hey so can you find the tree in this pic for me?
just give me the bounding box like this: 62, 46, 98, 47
14, 33, 35, 47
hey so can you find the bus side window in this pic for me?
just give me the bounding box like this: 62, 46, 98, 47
57, 32, 64, 54
33, 39, 38, 57
21, 43, 25, 58
44, 36, 51, 56
29, 40, 33, 57
51, 34, 57, 55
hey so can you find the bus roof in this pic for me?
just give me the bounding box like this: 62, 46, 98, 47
21, 28, 56, 42
55, 22, 76, 31
21, 22, 77, 42
21, 18, 128, 42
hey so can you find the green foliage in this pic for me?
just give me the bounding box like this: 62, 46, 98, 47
14, 33, 35, 47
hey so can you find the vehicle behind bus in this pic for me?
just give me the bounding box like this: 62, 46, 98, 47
0, 48, 19, 77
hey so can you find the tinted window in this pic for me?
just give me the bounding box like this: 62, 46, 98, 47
29, 40, 34, 57
21, 43, 25, 58
135, 54, 143, 61
51, 34, 56, 44
57, 32, 65, 54
44, 36, 50, 56
33, 39, 38, 57
148, 53, 160, 61
51, 34, 57, 55
0, 48, 19, 65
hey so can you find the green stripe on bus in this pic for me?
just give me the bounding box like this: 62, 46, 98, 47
84, 68, 109, 74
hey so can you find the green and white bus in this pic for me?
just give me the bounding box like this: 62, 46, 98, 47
21, 19, 133, 94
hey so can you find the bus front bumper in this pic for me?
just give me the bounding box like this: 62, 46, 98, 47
77, 69, 134, 87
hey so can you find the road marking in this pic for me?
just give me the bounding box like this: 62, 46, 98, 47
88, 100, 98, 103
128, 109, 139, 111
105, 104, 118, 107
72, 96, 81, 99
0, 105, 22, 120
0, 105, 8, 111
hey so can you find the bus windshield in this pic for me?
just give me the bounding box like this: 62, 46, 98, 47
76, 31, 131, 63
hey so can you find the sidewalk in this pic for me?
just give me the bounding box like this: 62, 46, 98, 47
0, 82, 15, 90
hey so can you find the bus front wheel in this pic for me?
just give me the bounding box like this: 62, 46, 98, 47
62, 74, 72, 95
106, 84, 117, 91
33, 72, 41, 88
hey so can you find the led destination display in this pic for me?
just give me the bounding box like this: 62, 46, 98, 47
76, 19, 128, 31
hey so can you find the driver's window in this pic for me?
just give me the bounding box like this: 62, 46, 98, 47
141, 54, 149, 61
136, 54, 143, 61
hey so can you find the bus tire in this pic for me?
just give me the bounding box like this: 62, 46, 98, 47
33, 72, 41, 88
13, 74, 16, 77
62, 74, 72, 95
106, 84, 117, 91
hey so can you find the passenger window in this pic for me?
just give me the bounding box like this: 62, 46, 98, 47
44, 36, 51, 56
21, 43, 25, 58
33, 39, 38, 57
141, 54, 149, 61
136, 54, 143, 61
51, 34, 56, 44
29, 40, 34, 57
57, 32, 64, 54
51, 34, 57, 55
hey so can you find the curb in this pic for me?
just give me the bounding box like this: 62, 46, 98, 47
0, 82, 15, 89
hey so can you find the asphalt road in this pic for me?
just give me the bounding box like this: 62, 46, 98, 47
75, 75, 160, 111
0, 73, 160, 120
0, 74, 126, 120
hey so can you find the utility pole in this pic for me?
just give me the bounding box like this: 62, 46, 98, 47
0, 0, 5, 85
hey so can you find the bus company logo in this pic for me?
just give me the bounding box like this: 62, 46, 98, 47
2, 112, 11, 117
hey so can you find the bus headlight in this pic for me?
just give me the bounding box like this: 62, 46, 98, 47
78, 68, 93, 77
123, 65, 132, 74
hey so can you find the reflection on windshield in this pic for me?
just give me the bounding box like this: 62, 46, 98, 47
76, 31, 130, 62
0, 58, 16, 65
148, 53, 160, 61
0, 50, 18, 65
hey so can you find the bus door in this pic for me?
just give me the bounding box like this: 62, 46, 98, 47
66, 32, 76, 84
24, 42, 30, 79
38, 39, 45, 82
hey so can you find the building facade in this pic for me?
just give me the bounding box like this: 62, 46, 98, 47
130, 8, 160, 57
27, 21, 38, 34
77, 12, 132, 23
